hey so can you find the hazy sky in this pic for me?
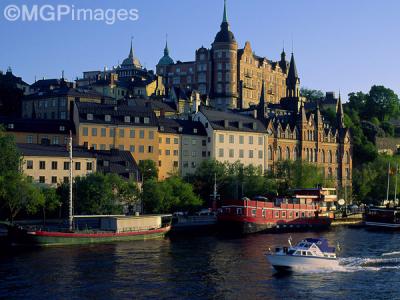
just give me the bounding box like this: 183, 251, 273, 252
1, 0, 399, 100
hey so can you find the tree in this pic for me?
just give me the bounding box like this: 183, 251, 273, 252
300, 88, 324, 103
142, 176, 202, 214
138, 160, 158, 181
40, 187, 61, 225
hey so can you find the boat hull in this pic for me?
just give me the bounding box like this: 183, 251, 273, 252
266, 254, 339, 272
9, 226, 171, 246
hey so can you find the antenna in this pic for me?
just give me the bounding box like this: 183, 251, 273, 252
68, 131, 74, 231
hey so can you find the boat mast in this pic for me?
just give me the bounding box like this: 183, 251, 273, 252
395, 164, 398, 205
68, 131, 73, 231
386, 162, 391, 203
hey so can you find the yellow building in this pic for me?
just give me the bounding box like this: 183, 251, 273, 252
73, 101, 159, 167
0, 117, 75, 146
18, 143, 96, 186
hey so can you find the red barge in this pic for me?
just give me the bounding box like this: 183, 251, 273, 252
218, 188, 337, 234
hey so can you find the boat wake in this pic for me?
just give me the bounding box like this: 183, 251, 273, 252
338, 256, 400, 272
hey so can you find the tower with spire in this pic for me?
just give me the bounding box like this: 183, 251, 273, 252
286, 53, 300, 98
210, 0, 238, 109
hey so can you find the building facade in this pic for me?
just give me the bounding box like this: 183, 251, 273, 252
156, 1, 288, 110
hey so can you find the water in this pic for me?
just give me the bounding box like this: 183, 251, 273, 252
1, 227, 400, 300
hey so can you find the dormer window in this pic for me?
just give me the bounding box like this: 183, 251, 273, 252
144, 117, 150, 124
87, 113, 93, 120
7, 123, 14, 129
124, 116, 130, 123
134, 117, 140, 123
193, 128, 198, 134
160, 126, 164, 132
178, 127, 183, 133
59, 126, 65, 131
105, 115, 111, 122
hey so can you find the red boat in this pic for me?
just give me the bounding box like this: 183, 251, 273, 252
217, 188, 336, 234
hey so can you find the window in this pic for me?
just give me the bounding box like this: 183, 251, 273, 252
219, 134, 224, 143
166, 150, 171, 156
139, 130, 145, 139
286, 147, 290, 160
229, 135, 234, 144
229, 149, 234, 158
239, 149, 244, 158
258, 150, 263, 159
83, 127, 88, 136
173, 161, 179, 168
60, 112, 66, 120
174, 138, 179, 144
26, 160, 33, 169
134, 117, 139, 123
192, 139, 196, 145
262, 209, 266, 217
64, 162, 70, 170
63, 177, 69, 183
249, 136, 254, 144
109, 128, 115, 137
237, 208, 243, 215
39, 176, 45, 183
139, 145, 144, 153
101, 128, 106, 137
86, 162, 93, 171
275, 211, 279, 218
92, 128, 97, 136
268, 146, 273, 160
119, 129, 125, 138
144, 117, 150, 124
249, 150, 254, 158
148, 146, 154, 153
87, 113, 93, 120
219, 148, 224, 157
100, 144, 106, 150
105, 115, 111, 122
239, 136, 244, 144
277, 147, 282, 161
191, 151, 196, 157
130, 130, 135, 138
26, 135, 33, 144
149, 131, 154, 140
92, 144, 97, 150
130, 145, 135, 152
39, 161, 46, 169
166, 138, 171, 144
51, 176, 57, 184
173, 150, 179, 156
251, 209, 256, 217
75, 162, 81, 170
124, 116, 130, 123
51, 161, 58, 170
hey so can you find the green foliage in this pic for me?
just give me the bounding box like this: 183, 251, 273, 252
57, 173, 140, 215
300, 88, 324, 103
272, 160, 334, 194
40, 187, 61, 224
142, 176, 202, 214
0, 127, 21, 175
138, 160, 158, 181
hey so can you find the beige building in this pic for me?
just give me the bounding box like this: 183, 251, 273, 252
196, 106, 268, 171
19, 143, 96, 186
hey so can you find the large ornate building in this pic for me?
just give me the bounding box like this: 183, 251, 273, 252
157, 0, 288, 110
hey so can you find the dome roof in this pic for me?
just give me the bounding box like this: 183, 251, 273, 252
214, 23, 236, 43
157, 41, 174, 66
121, 40, 142, 69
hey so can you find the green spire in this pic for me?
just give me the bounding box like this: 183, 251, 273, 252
129, 36, 134, 58
222, 0, 228, 23
164, 34, 169, 56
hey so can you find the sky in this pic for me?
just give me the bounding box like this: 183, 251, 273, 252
1, 0, 399, 101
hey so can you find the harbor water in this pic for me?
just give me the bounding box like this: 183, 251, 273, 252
1, 227, 400, 299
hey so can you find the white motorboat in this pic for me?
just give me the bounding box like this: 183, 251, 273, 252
266, 237, 339, 272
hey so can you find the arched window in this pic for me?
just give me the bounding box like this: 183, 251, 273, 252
321, 150, 325, 163
314, 149, 318, 162
310, 148, 314, 162
286, 147, 290, 160
345, 151, 350, 164
268, 146, 273, 160
306, 148, 310, 162
328, 150, 332, 163
277, 146, 282, 161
